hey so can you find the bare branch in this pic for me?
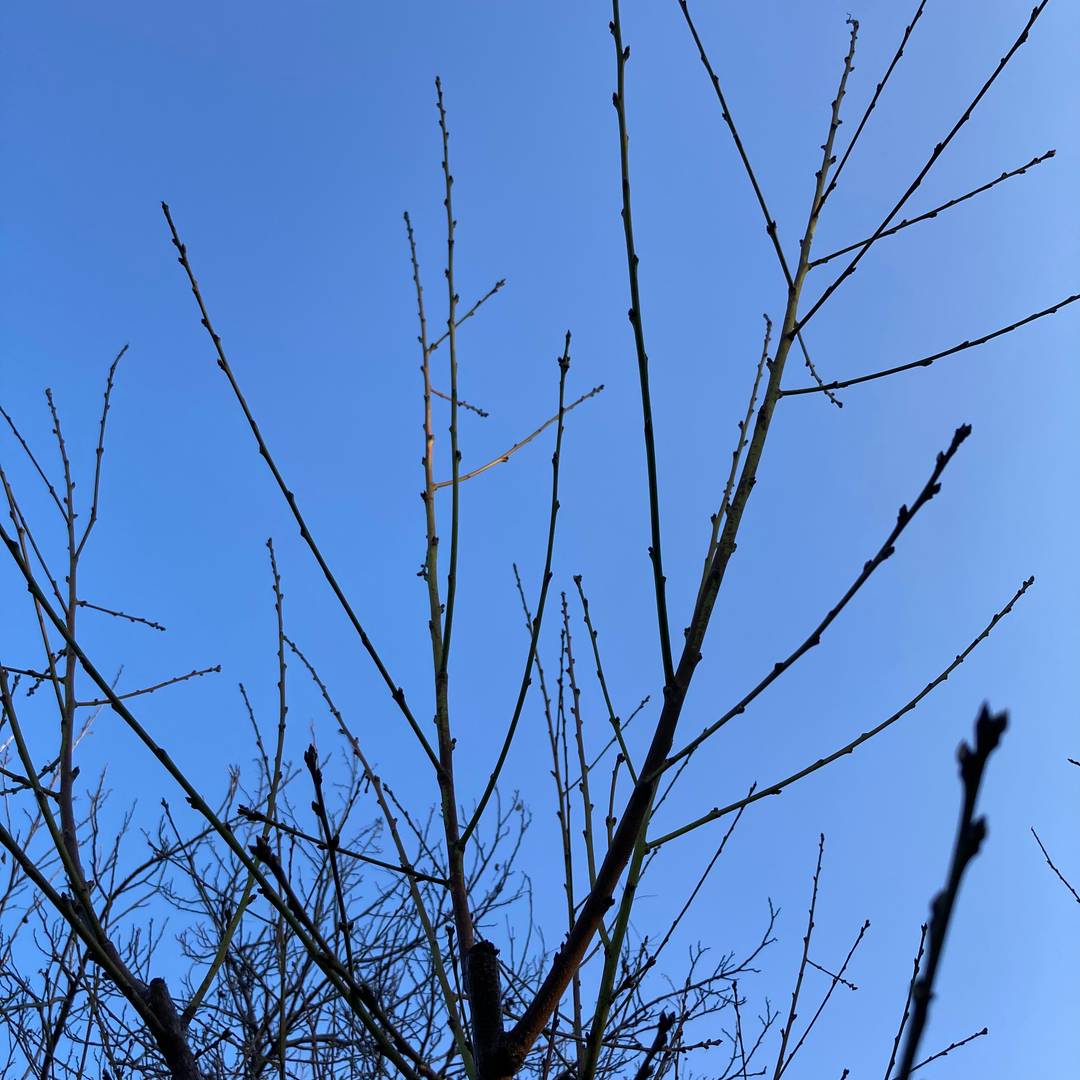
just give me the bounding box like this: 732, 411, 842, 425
782, 290, 1080, 396
820, 1, 928, 209
1031, 827, 1080, 905
798, 2, 1052, 332
433, 384, 602, 490
669, 423, 973, 772
650, 577, 1033, 850
461, 334, 573, 848
428, 278, 507, 356
75, 599, 166, 633
812, 149, 1056, 268
77, 665, 220, 708
893, 704, 1008, 1080
161, 201, 440, 772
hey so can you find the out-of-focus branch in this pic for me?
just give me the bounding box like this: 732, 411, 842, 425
893, 704, 1008, 1080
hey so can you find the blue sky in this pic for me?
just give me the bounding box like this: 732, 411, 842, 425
2, 1, 1078, 1076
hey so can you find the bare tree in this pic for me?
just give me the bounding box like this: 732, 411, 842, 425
0, 3, 1069, 1078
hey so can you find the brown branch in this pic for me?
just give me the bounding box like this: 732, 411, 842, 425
433, 384, 602, 490
431, 387, 490, 418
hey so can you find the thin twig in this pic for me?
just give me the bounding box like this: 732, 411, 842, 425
1031, 827, 1080, 905
798, 1, 1052, 332
460, 334, 573, 848
884, 924, 928, 1080
812, 150, 1056, 268
0, 406, 65, 518
431, 387, 490, 418
819, 1, 928, 209
433, 385, 602, 490
236, 801, 448, 885
77, 343, 129, 557
428, 278, 506, 355
782, 290, 1080, 396
161, 201, 440, 772
77, 665, 220, 708
74, 599, 166, 633
614, 4, 676, 689
909, 1027, 988, 1073
697, 315, 770, 609
650, 577, 1033, 850
573, 574, 637, 782
675, 0, 795, 287
772, 835, 825, 1080
669, 423, 973, 772
794, 16, 861, 408
805, 959, 857, 993
779, 918, 870, 1076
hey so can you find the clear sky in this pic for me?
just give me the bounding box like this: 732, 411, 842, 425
2, 1, 1077, 1076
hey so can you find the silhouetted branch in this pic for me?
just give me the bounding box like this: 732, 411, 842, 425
909, 1027, 988, 1074
819, 1, 927, 208
812, 149, 1055, 268
651, 578, 1032, 850
1031, 827, 1080, 905
669, 423, 974, 771
161, 201, 440, 773
883, 924, 927, 1080
782, 291, 1080, 396
798, 1, 1052, 332
893, 704, 1008, 1080
75, 599, 166, 633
